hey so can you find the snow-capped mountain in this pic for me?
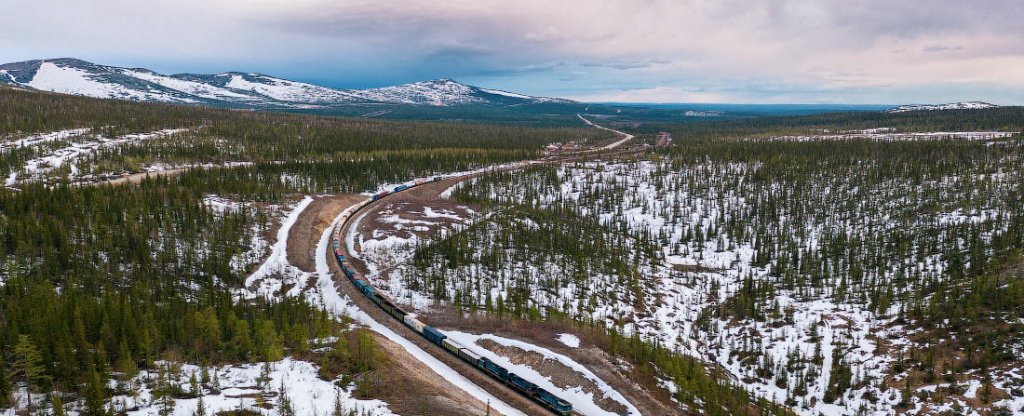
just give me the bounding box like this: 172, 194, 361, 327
0, 58, 570, 108
887, 101, 1000, 113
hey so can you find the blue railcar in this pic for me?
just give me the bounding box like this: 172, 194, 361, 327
394, 184, 409, 192
507, 373, 537, 395
422, 326, 446, 345
477, 357, 509, 380
354, 279, 374, 297
336, 255, 345, 263
535, 388, 573, 415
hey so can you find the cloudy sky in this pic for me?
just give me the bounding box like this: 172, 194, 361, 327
3, 0, 1023, 104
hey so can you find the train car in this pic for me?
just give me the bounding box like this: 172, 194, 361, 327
477, 357, 509, 380
403, 315, 426, 334
413, 178, 428, 186
441, 338, 464, 356
394, 184, 409, 192
372, 191, 390, 201
375, 294, 407, 320
336, 254, 345, 263
535, 389, 573, 415
507, 373, 538, 395
432, 176, 442, 182
458, 346, 482, 364
354, 279, 374, 297
422, 326, 446, 345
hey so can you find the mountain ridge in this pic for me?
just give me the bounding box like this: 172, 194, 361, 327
0, 58, 573, 109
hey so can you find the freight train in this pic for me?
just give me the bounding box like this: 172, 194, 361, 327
330, 174, 574, 416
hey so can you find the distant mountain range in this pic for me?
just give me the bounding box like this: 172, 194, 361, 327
0, 58, 573, 109
0, 59, 1007, 117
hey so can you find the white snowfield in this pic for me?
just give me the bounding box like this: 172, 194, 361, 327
27, 62, 195, 103
240, 196, 315, 299
125, 70, 255, 102
446, 331, 642, 416
114, 359, 395, 416
223, 73, 364, 103
556, 333, 581, 348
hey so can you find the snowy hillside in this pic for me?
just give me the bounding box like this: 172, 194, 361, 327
0, 58, 570, 108
887, 101, 1000, 113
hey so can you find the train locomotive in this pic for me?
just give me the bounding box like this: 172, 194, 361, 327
329, 175, 573, 416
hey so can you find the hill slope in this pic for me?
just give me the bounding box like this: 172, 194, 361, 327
0, 58, 571, 109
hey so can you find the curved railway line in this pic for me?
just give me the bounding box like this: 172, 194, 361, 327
325, 120, 636, 416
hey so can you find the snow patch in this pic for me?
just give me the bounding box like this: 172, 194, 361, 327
557, 333, 581, 348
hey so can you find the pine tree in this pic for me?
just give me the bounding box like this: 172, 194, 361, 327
277, 381, 295, 416
189, 371, 202, 398
51, 394, 65, 416
0, 358, 12, 409
332, 388, 345, 416
194, 395, 208, 416
256, 362, 272, 391
152, 364, 176, 416
82, 370, 107, 416
13, 335, 46, 412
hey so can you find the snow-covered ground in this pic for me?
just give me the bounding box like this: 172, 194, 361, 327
384, 135, 1024, 415
887, 102, 999, 113
4, 128, 190, 185
766, 129, 1015, 142
26, 62, 195, 103
121, 359, 395, 416
5, 358, 395, 415
240, 196, 315, 299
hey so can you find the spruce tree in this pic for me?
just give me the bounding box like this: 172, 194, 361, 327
277, 381, 295, 416
0, 358, 12, 409
13, 335, 46, 412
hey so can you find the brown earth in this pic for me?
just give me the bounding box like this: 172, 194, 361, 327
370, 332, 503, 415
105, 167, 190, 186
287, 194, 367, 273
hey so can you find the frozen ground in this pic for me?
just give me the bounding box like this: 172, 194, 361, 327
385, 135, 1024, 416
766, 129, 1015, 142
3, 128, 189, 185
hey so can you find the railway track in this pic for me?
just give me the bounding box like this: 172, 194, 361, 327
326, 120, 638, 416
